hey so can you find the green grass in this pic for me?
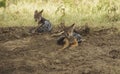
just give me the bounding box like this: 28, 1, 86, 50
0, 0, 120, 28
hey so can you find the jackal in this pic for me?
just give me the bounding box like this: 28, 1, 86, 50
56, 23, 82, 50
31, 9, 52, 33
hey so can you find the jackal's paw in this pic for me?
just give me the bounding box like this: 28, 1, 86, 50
81, 39, 86, 42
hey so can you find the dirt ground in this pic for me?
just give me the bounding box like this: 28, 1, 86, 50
0, 26, 120, 74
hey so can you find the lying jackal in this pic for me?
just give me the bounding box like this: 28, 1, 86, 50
56, 23, 82, 50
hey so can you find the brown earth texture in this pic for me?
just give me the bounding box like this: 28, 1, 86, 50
0, 26, 120, 74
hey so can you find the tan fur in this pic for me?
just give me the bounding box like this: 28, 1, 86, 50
70, 38, 78, 47
58, 23, 78, 50
59, 38, 70, 50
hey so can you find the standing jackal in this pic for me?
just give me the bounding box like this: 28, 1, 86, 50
56, 23, 82, 50
32, 9, 52, 33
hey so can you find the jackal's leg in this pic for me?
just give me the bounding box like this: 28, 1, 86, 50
59, 38, 69, 50
51, 31, 64, 37
70, 38, 78, 48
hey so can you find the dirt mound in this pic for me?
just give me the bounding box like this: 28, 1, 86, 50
0, 27, 120, 74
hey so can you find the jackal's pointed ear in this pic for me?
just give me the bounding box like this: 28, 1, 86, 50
34, 10, 38, 14
71, 23, 75, 29
39, 9, 44, 14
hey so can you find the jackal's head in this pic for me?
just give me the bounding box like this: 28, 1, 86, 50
63, 23, 75, 37
34, 9, 43, 22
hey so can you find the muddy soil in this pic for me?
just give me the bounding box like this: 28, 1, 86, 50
0, 27, 120, 74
